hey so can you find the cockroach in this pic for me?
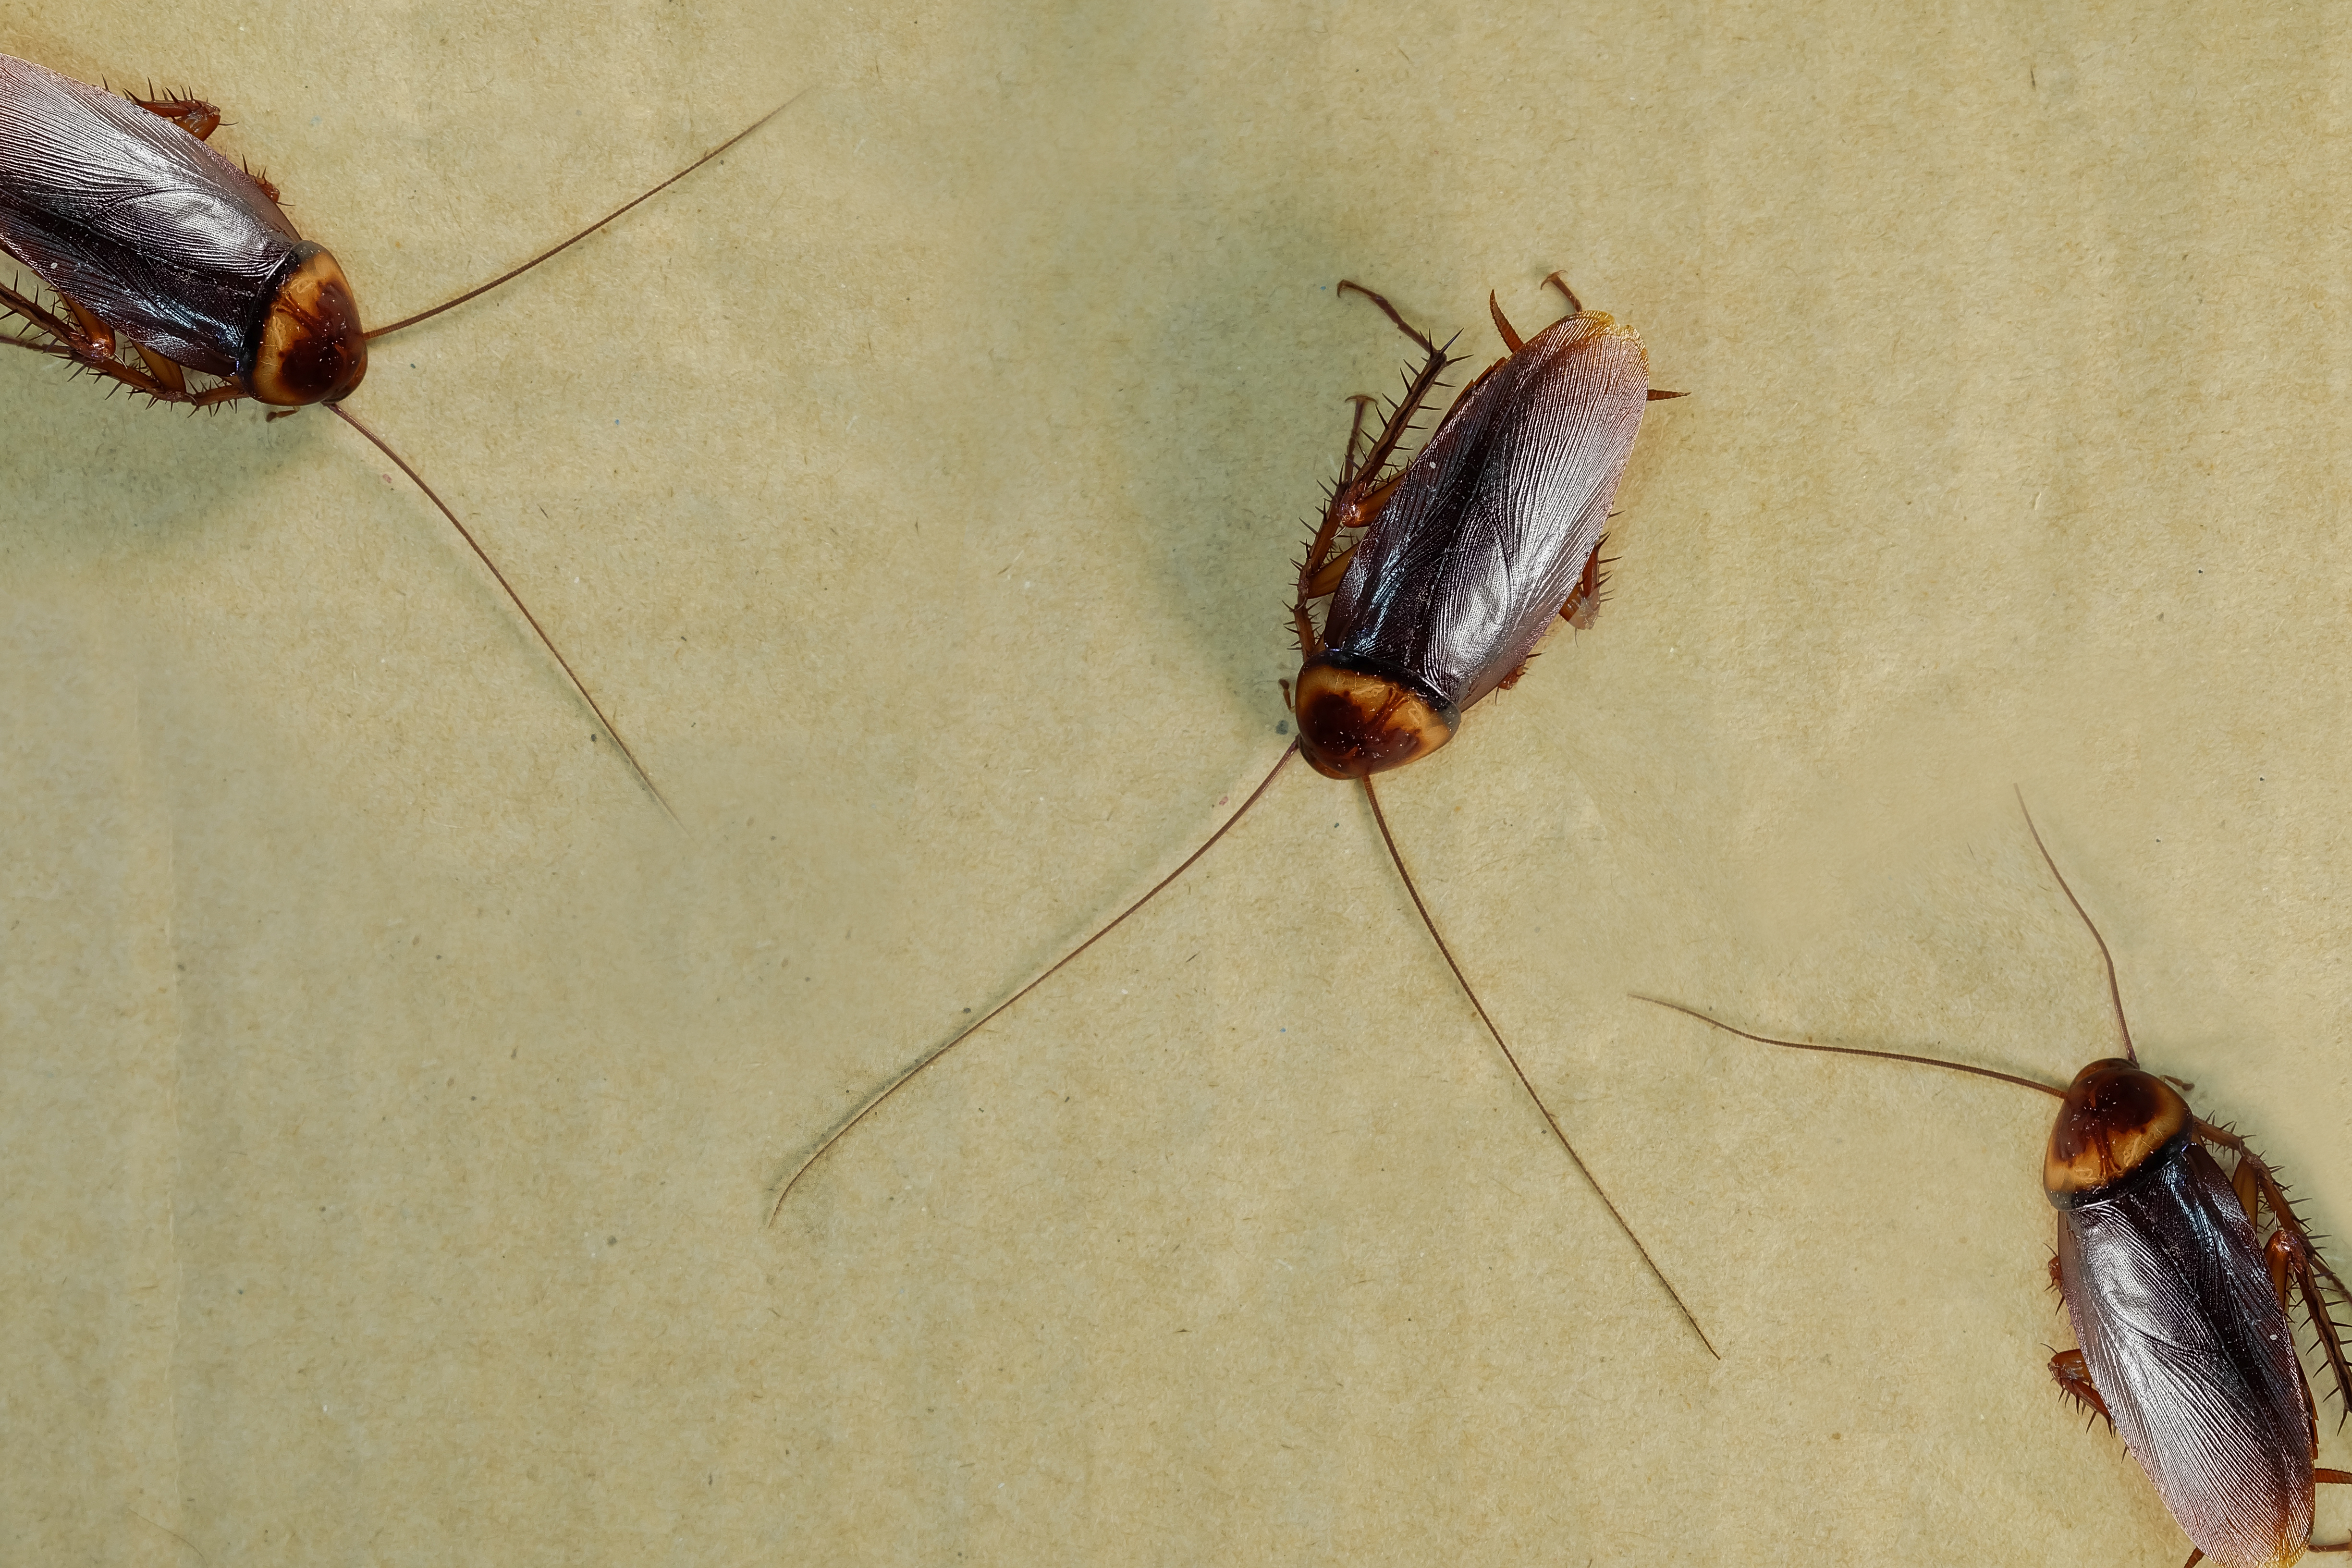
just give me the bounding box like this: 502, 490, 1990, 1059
772, 276, 1712, 1352
1642, 796, 2352, 1568
0, 51, 796, 812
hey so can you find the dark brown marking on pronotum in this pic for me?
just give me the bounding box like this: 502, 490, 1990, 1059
0, 52, 803, 814
1639, 793, 2352, 1568
772, 276, 1712, 1354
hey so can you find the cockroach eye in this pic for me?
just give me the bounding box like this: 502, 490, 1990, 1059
244, 243, 368, 405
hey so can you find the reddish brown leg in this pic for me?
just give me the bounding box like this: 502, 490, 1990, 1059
130, 92, 221, 140
2046, 1253, 2066, 1297
1295, 284, 1455, 660
2049, 1348, 2113, 1429
1487, 292, 1525, 354
2310, 1470, 2352, 1555
2197, 1119, 2352, 1416
1559, 537, 1612, 629
1542, 271, 1585, 314
1303, 540, 1358, 600
0, 278, 242, 407
1341, 392, 1377, 478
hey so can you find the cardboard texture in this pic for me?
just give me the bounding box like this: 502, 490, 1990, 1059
5, 2, 2350, 1563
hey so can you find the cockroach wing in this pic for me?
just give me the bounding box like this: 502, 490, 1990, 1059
2058, 1138, 2316, 1568
0, 54, 301, 377
1322, 312, 1650, 714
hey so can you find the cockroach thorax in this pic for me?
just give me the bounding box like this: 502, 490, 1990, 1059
2043, 1059, 2192, 1199
1292, 657, 1457, 780
245, 242, 368, 406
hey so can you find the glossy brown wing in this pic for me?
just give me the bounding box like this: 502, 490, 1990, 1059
1319, 311, 1650, 713
2058, 1138, 2315, 1568
0, 53, 300, 377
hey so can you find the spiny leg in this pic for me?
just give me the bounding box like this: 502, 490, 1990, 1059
1331, 282, 1453, 489
1359, 774, 1717, 1359
2048, 1348, 2113, 1430
1559, 537, 1610, 630
1297, 285, 1455, 659
2308, 1470, 2352, 1556
1487, 292, 1525, 354
2195, 1118, 2352, 1415
128, 88, 221, 140
0, 278, 244, 406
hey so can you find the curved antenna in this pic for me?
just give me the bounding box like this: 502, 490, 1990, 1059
2013, 788, 2136, 1065
770, 745, 1299, 1222
1360, 776, 1718, 1360
1632, 996, 2066, 1101
367, 91, 809, 342
327, 403, 674, 821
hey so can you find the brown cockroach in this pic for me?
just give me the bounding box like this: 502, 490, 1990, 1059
772, 276, 1714, 1353
0, 51, 796, 812
1642, 796, 2352, 1568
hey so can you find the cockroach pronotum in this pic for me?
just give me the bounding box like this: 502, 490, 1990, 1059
0, 51, 796, 812
1643, 796, 2352, 1568
771, 275, 1714, 1353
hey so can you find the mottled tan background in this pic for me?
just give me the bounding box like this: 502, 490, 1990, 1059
6, 1, 2350, 1563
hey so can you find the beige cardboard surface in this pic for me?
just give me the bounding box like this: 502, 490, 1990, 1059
6, 1, 2352, 1563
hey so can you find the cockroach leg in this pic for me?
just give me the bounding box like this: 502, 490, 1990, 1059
1329, 282, 1452, 488
2309, 1469, 2352, 1558
1360, 775, 1717, 1359
1541, 271, 1584, 314
2049, 1348, 2115, 1430
1342, 393, 1378, 477
1303, 540, 1357, 600
1486, 292, 1525, 355
56, 293, 112, 355
1295, 286, 1455, 659
2047, 1253, 2066, 1297
1559, 541, 1607, 629
2195, 1117, 2352, 1417
130, 340, 186, 396
130, 91, 220, 140
0, 277, 241, 405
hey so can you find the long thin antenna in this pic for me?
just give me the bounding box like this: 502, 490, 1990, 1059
326, 402, 675, 821
1359, 776, 1718, 1360
2013, 788, 2136, 1065
366, 91, 809, 342
770, 745, 1299, 1223
1631, 996, 2066, 1101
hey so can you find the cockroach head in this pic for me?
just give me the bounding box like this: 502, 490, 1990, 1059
2044, 1058, 2191, 1199
1291, 656, 1457, 780
244, 242, 368, 406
